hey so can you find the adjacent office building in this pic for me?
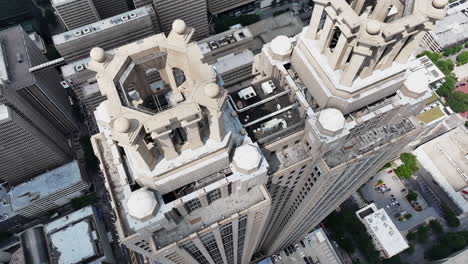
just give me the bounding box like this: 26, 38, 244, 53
207, 0, 257, 15
52, 0, 101, 30
133, 0, 209, 40
0, 26, 76, 184
414, 127, 468, 216
53, 6, 160, 62
0, 0, 40, 30
356, 204, 409, 259
89, 21, 271, 263
420, 0, 468, 52
52, 0, 130, 30
20, 206, 114, 264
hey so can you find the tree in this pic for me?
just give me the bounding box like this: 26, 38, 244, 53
417, 51, 442, 63
456, 51, 468, 65
395, 153, 418, 179
447, 91, 468, 113
80, 136, 100, 170
441, 232, 467, 252
441, 204, 460, 227
404, 213, 413, 220
435, 59, 455, 75
425, 244, 451, 260
406, 191, 418, 202
394, 165, 412, 179
404, 244, 415, 255
429, 220, 444, 235
437, 74, 457, 97
417, 225, 430, 243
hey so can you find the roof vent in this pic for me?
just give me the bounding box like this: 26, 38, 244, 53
121, 15, 129, 21
74, 31, 82, 37
82, 27, 91, 34
129, 13, 137, 19
75, 64, 85, 72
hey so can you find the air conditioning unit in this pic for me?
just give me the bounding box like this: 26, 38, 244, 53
74, 31, 82, 37
75, 64, 85, 72
82, 27, 91, 34
121, 15, 129, 21
129, 13, 137, 19
60, 81, 70, 88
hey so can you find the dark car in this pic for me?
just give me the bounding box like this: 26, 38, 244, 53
304, 257, 311, 264
300, 240, 306, 247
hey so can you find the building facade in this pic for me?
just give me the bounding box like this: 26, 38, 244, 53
133, 0, 209, 40
91, 0, 129, 19
252, 0, 448, 256
89, 20, 271, 263
53, 6, 160, 63
52, 0, 101, 30
207, 0, 256, 15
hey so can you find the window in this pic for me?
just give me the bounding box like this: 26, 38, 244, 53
181, 242, 209, 264
207, 189, 221, 204
220, 223, 234, 264
184, 198, 202, 213
200, 232, 223, 264
237, 215, 248, 264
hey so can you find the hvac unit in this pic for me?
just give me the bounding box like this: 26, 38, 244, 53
121, 15, 129, 21
74, 31, 82, 37
129, 13, 137, 19
75, 64, 85, 72
82, 27, 91, 34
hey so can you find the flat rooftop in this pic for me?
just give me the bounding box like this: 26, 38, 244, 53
46, 206, 99, 264
197, 27, 252, 55
53, 7, 151, 45
431, 0, 468, 48
9, 161, 82, 210
212, 50, 254, 74
356, 204, 409, 258
228, 78, 302, 143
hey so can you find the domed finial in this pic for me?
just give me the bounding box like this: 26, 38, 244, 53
204, 83, 221, 98
432, 0, 448, 9
114, 117, 131, 133
90, 47, 106, 63
366, 20, 381, 35
172, 19, 186, 35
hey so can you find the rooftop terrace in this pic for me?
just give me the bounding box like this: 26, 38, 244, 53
228, 78, 302, 144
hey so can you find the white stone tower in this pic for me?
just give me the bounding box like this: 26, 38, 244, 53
89, 20, 271, 264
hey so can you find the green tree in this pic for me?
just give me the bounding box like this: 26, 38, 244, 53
417, 50, 442, 63
441, 232, 467, 252
456, 51, 468, 65
441, 204, 460, 227
404, 244, 415, 255
447, 91, 468, 113
406, 191, 418, 202
437, 74, 457, 97
394, 165, 412, 179
429, 220, 444, 235
417, 225, 430, 243
435, 59, 455, 75
425, 244, 451, 260
80, 136, 100, 170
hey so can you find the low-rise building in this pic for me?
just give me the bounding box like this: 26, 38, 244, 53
356, 203, 409, 259
20, 206, 114, 264
6, 161, 89, 218
420, 0, 468, 52
414, 127, 468, 216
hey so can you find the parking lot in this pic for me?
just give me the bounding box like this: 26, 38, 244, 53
269, 228, 342, 264
359, 169, 439, 232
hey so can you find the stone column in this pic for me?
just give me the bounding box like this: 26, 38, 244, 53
305, 4, 325, 40
328, 33, 350, 70
153, 131, 178, 160
371, 0, 391, 22
186, 121, 203, 150
395, 30, 427, 63
318, 16, 335, 52
197, 189, 209, 207
174, 198, 188, 216
340, 53, 367, 86
209, 111, 225, 141
212, 224, 228, 264
353, 0, 367, 14
192, 235, 216, 264
377, 36, 408, 69
220, 179, 230, 198
232, 215, 240, 264
360, 46, 387, 78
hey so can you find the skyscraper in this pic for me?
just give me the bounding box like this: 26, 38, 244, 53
90, 0, 449, 262
90, 20, 270, 263
253, 0, 448, 255
0, 26, 74, 184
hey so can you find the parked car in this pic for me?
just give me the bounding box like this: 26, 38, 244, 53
300, 240, 306, 248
